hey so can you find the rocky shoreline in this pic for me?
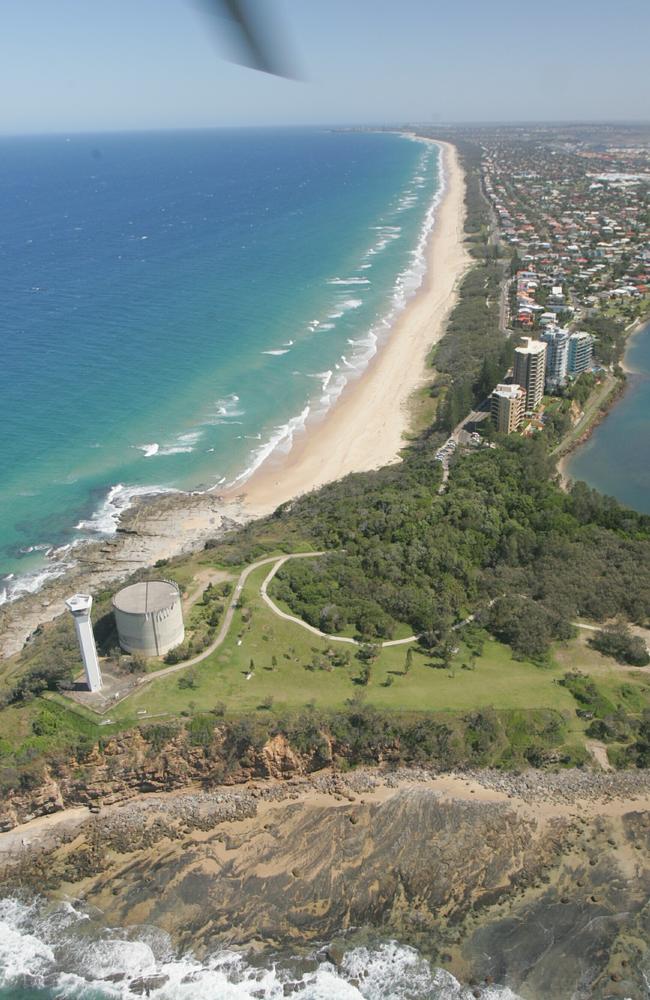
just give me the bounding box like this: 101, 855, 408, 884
0, 490, 249, 660
2, 765, 650, 998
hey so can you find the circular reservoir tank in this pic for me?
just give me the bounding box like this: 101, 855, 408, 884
112, 580, 184, 657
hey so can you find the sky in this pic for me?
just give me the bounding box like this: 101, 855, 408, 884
1, 0, 649, 134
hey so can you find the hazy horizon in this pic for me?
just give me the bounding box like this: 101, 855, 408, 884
3, 118, 650, 142
2, 0, 650, 135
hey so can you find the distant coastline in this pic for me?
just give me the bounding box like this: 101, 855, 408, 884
236, 140, 469, 514
0, 139, 469, 657
0, 129, 438, 609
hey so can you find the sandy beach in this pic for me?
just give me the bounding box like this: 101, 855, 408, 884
0, 138, 468, 658
238, 140, 469, 514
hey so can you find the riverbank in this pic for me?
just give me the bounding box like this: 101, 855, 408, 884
2, 765, 649, 998
0, 140, 468, 659
555, 372, 625, 488
238, 141, 469, 513
559, 315, 650, 505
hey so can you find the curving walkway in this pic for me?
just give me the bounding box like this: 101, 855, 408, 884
260, 555, 417, 648
88, 554, 505, 717
139, 550, 419, 693
136, 553, 290, 685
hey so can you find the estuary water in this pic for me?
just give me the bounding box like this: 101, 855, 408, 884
0, 128, 442, 601
564, 319, 650, 512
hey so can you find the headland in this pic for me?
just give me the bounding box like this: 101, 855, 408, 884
0, 140, 469, 657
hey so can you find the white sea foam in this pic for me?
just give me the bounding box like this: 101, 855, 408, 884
327, 277, 371, 286
230, 406, 310, 487
0, 560, 73, 607
156, 445, 194, 456
205, 394, 245, 424
76, 483, 178, 535
137, 430, 202, 458
251, 138, 445, 470
0, 897, 524, 999
176, 431, 203, 446
328, 298, 363, 320
0, 480, 177, 604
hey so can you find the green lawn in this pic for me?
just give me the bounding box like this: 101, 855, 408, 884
110, 564, 580, 725
554, 630, 650, 709
7, 559, 648, 748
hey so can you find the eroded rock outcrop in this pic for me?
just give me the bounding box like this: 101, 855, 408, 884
4, 775, 649, 999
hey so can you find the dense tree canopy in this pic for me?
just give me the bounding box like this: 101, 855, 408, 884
267, 434, 650, 655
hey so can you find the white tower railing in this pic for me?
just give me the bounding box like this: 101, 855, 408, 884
65, 593, 103, 692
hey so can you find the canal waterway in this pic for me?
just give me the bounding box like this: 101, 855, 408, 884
564, 319, 650, 513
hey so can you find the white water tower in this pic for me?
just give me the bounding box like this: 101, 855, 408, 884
65, 593, 103, 692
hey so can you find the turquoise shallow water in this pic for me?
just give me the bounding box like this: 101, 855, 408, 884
565, 320, 650, 512
0, 128, 441, 600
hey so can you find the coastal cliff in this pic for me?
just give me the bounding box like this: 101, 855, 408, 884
0, 729, 318, 832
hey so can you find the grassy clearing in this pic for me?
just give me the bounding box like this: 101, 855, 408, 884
111, 565, 582, 726
6, 563, 649, 763
406, 383, 441, 438
554, 630, 650, 713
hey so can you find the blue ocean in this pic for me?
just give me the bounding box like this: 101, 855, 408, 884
0, 128, 441, 602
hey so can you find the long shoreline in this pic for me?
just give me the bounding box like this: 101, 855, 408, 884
232, 140, 468, 514
0, 139, 469, 658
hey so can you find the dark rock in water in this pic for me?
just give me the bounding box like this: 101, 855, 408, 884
129, 974, 169, 995
324, 938, 347, 966
8, 775, 650, 999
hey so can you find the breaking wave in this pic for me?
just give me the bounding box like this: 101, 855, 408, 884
229, 406, 310, 487
75, 483, 178, 535
0, 560, 72, 608
0, 897, 522, 999
327, 277, 371, 286
229, 138, 444, 489
2, 139, 443, 608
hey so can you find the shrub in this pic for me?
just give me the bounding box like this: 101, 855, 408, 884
588, 623, 650, 667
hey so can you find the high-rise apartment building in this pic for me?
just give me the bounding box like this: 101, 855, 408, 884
513, 337, 547, 411
540, 326, 569, 390
567, 332, 594, 376
490, 383, 526, 434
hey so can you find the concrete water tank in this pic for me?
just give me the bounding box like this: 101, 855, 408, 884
112, 580, 184, 657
